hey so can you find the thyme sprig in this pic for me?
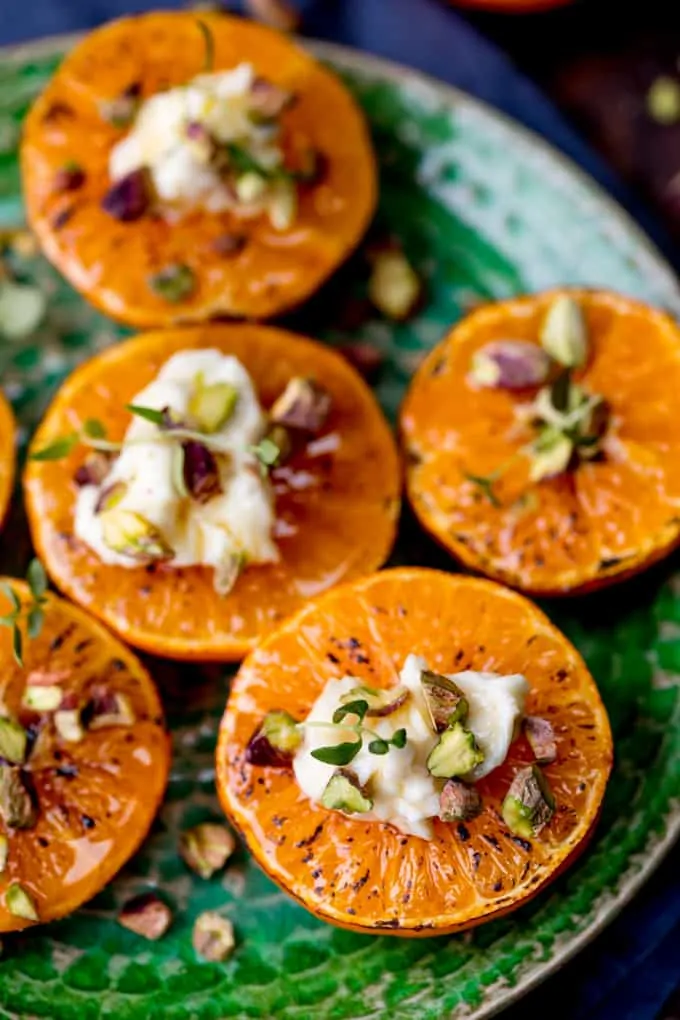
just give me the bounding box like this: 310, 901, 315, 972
308, 699, 408, 766
0, 559, 48, 666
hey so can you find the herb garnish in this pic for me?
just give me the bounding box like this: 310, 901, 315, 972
250, 436, 282, 474
0, 559, 49, 666
310, 698, 409, 766
196, 19, 215, 73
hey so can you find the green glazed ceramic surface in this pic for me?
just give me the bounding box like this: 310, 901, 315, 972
0, 34, 679, 1020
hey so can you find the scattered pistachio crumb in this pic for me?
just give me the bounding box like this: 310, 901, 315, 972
193, 911, 236, 961
647, 76, 680, 125
118, 892, 172, 940
179, 822, 236, 880
6, 882, 39, 922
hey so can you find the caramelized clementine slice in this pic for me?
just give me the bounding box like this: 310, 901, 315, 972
0, 580, 169, 931
21, 11, 376, 327
217, 568, 612, 935
0, 391, 15, 531
401, 289, 680, 594
24, 324, 400, 660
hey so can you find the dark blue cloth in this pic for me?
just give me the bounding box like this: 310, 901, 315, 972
1, 1, 679, 1017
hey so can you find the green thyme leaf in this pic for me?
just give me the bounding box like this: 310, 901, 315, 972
30, 432, 79, 461
332, 700, 369, 725
126, 404, 166, 427
391, 728, 408, 749
26, 559, 47, 601
83, 418, 107, 440
196, 18, 214, 73
0, 583, 20, 614
26, 607, 44, 640
464, 472, 501, 508
12, 625, 23, 667
550, 369, 572, 413
367, 738, 389, 755
0, 615, 16, 627
310, 739, 362, 766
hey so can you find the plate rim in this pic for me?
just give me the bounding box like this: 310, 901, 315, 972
2, 26, 679, 1020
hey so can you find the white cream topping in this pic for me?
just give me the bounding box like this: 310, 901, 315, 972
109, 63, 293, 222
74, 349, 278, 577
294, 654, 528, 840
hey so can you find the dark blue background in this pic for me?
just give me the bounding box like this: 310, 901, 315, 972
2, 1, 679, 1017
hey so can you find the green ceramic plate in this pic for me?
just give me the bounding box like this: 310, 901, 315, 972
0, 32, 679, 1020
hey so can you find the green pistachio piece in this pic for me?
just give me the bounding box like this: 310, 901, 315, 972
368, 250, 422, 321
188, 380, 239, 434
213, 551, 246, 597
148, 264, 195, 303
539, 294, 588, 369
193, 911, 235, 962
502, 764, 555, 838
23, 685, 63, 712
88, 691, 136, 729
342, 684, 409, 718
101, 509, 174, 562
235, 171, 268, 204
270, 377, 331, 433
267, 180, 297, 231
420, 670, 468, 732
320, 770, 373, 814
94, 480, 128, 515
0, 280, 46, 341
0, 718, 27, 765
647, 76, 680, 126
528, 427, 573, 483
439, 778, 482, 823
54, 708, 85, 743
6, 882, 39, 922
0, 766, 37, 829
426, 722, 484, 779
179, 823, 236, 880
0, 835, 8, 873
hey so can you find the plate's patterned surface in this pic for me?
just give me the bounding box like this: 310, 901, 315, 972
0, 36, 678, 1020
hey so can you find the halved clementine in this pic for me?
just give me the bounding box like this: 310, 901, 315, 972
21, 11, 377, 327
24, 324, 400, 660
0, 579, 169, 931
401, 289, 680, 595
0, 391, 16, 531
216, 568, 612, 935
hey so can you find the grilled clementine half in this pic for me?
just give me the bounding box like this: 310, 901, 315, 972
0, 580, 169, 931
401, 289, 680, 595
216, 568, 612, 935
0, 391, 15, 532
21, 11, 376, 327
24, 324, 400, 660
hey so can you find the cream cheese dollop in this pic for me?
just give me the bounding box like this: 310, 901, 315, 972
294, 653, 528, 840
74, 349, 278, 580
109, 63, 292, 221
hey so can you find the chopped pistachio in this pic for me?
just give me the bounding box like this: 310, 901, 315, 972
246, 709, 301, 766
188, 380, 238, 434
528, 427, 573, 482
426, 722, 485, 779
0, 835, 8, 873
6, 882, 38, 921
0, 766, 37, 829
321, 770, 373, 814
439, 778, 482, 823
265, 425, 293, 465
179, 822, 236, 880
54, 708, 84, 743
267, 180, 297, 231
470, 340, 551, 390
118, 892, 172, 940
420, 670, 468, 732
647, 76, 680, 126
342, 684, 409, 718
539, 295, 588, 369
88, 691, 135, 730
213, 552, 246, 598
0, 280, 46, 341
182, 442, 222, 504
502, 764, 555, 838
148, 264, 196, 303
523, 716, 557, 765
101, 509, 174, 562
22, 685, 63, 713
235, 171, 268, 204
94, 480, 128, 515
270, 377, 331, 434
0, 718, 27, 765
368, 250, 422, 321
193, 911, 236, 962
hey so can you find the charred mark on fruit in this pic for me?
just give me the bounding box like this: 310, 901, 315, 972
52, 206, 75, 230
430, 357, 446, 377
374, 918, 400, 928
484, 834, 500, 850
555, 669, 568, 683
470, 850, 481, 871
81, 814, 95, 830
510, 835, 532, 852
42, 101, 74, 124
327, 652, 340, 664
55, 763, 78, 779
295, 823, 324, 849
38, 836, 49, 848
493, 880, 503, 892
598, 557, 623, 570
346, 907, 356, 915
272, 815, 286, 828
456, 823, 471, 842
352, 870, 370, 893
301, 850, 313, 864
50, 624, 76, 651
